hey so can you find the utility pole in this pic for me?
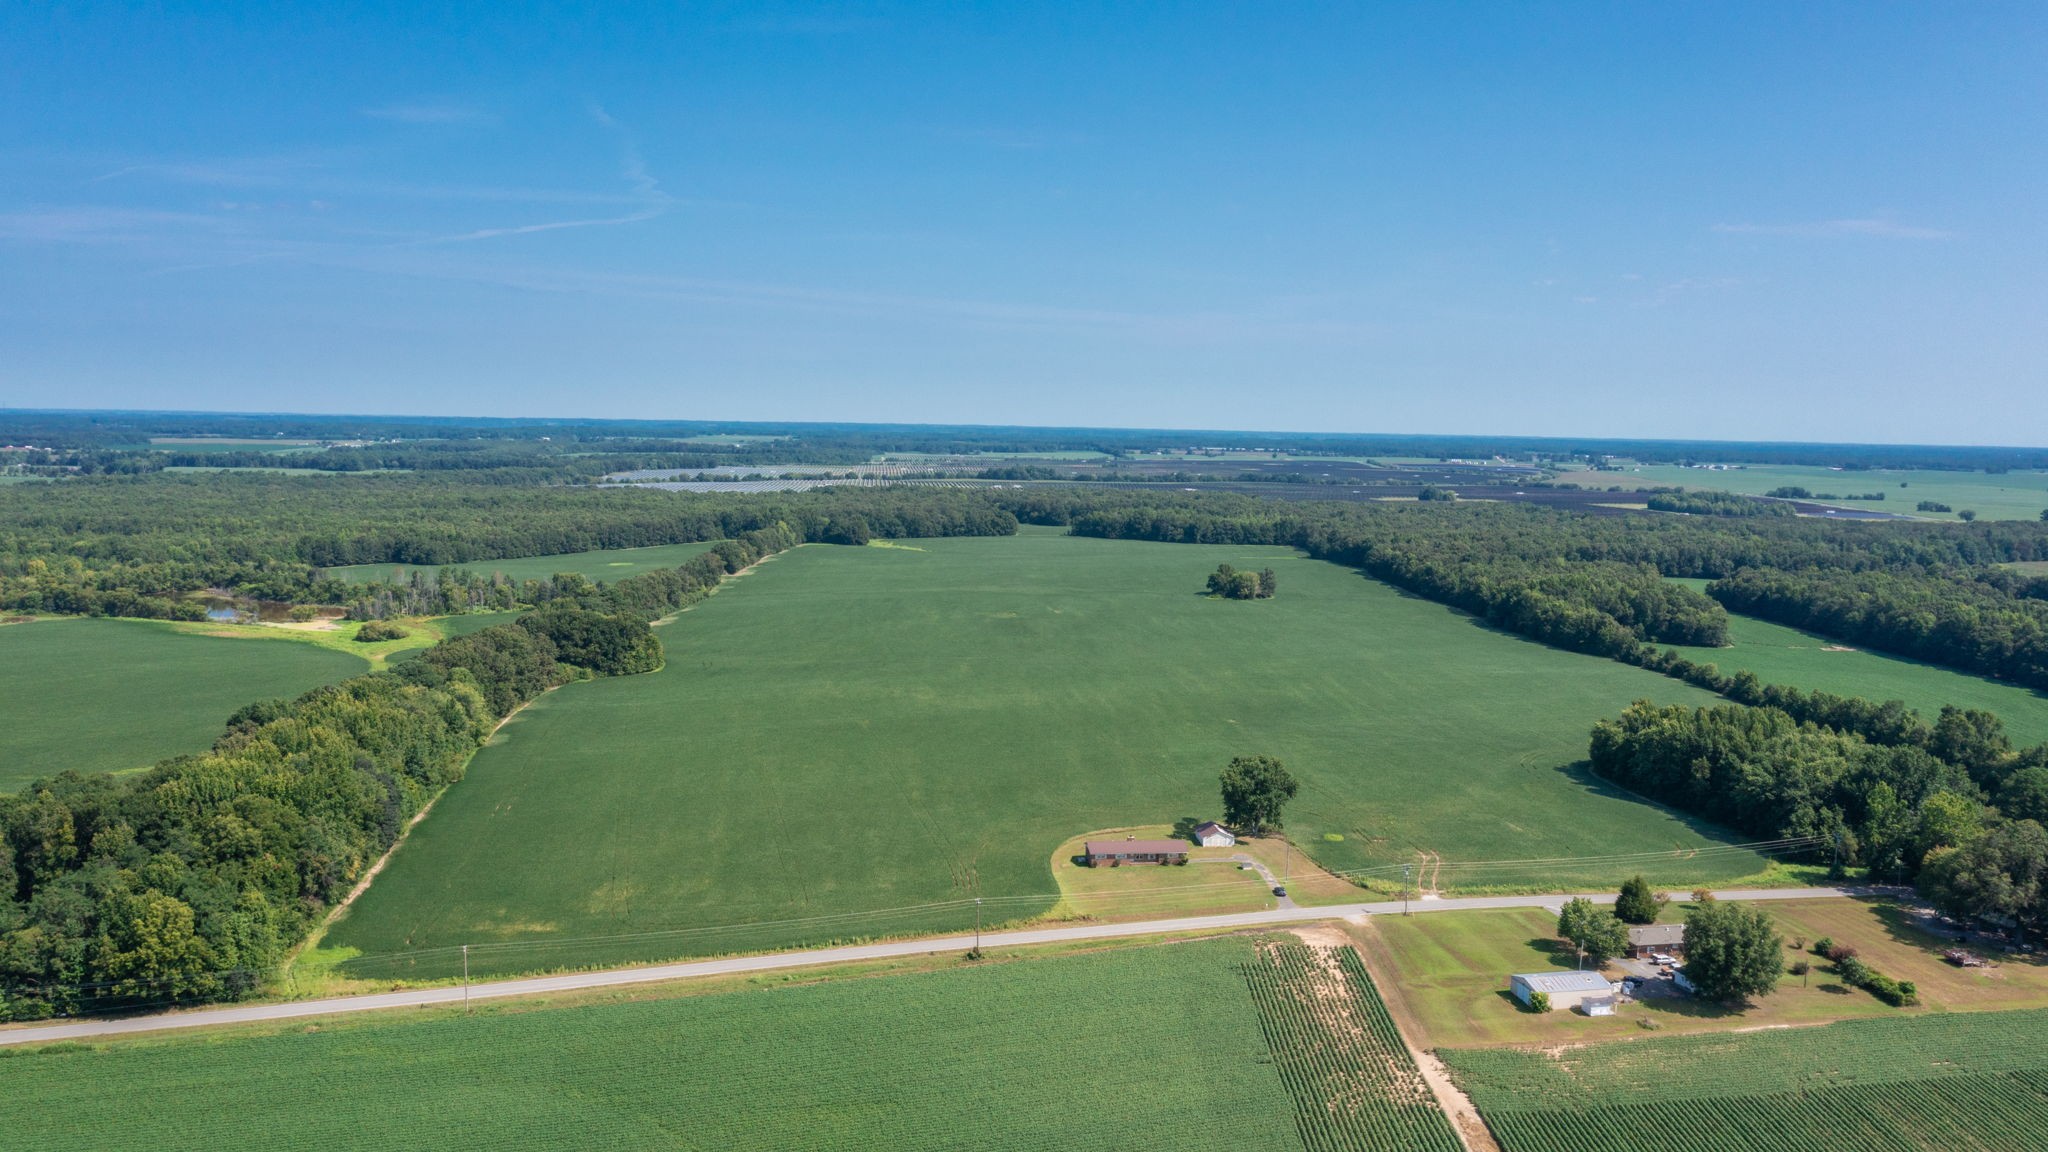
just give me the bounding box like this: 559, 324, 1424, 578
973, 898, 983, 957
1403, 864, 1412, 916
462, 945, 471, 1014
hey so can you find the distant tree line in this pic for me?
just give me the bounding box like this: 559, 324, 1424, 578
1647, 490, 1795, 517
0, 476, 1016, 622
1708, 567, 2048, 693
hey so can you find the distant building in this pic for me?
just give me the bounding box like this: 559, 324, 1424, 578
1083, 839, 1190, 866
1193, 822, 1237, 847
1509, 970, 1618, 1012
1627, 924, 1686, 959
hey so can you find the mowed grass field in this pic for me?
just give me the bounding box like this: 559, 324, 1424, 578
326, 530, 1743, 977
323, 540, 728, 585
1612, 462, 2048, 522
1444, 1007, 2048, 1152
0, 939, 1310, 1152
1664, 587, 2048, 745
1360, 897, 2048, 1049
0, 617, 366, 791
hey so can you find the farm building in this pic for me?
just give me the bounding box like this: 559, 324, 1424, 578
1193, 822, 1237, 847
1509, 971, 1618, 1013
1083, 839, 1191, 866
1578, 995, 1618, 1017
1627, 923, 1686, 959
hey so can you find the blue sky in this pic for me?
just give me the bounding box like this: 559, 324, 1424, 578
2, 2, 2043, 443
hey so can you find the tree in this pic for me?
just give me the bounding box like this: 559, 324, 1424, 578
1257, 568, 1278, 598
2040, 509, 2048, 522
1682, 901, 1783, 1004
1219, 755, 1298, 833
1919, 819, 2048, 941
1958, 509, 1978, 522
93, 890, 219, 1001
1615, 875, 1659, 924
1556, 897, 1628, 966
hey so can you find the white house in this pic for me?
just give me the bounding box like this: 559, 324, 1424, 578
1193, 821, 1237, 847
1509, 970, 1619, 1013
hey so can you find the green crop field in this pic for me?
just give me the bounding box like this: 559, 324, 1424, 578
326, 530, 1746, 979
323, 540, 729, 585
1444, 1007, 2048, 1152
1, 939, 1317, 1151
1663, 590, 2048, 746
0, 617, 366, 791
1607, 462, 2048, 522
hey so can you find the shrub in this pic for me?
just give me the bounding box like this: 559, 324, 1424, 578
1527, 991, 1550, 1013
354, 620, 411, 642
1789, 960, 1811, 976
1811, 937, 1833, 957
1825, 943, 1859, 964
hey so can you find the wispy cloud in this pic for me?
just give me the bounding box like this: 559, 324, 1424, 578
1714, 216, 1957, 240
421, 105, 671, 243
362, 103, 497, 126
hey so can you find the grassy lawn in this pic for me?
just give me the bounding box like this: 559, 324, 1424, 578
325, 531, 1749, 979
324, 540, 729, 585
1614, 462, 2048, 522
1663, 593, 2048, 745
0, 617, 367, 791
1046, 825, 1359, 921
1359, 897, 2048, 1050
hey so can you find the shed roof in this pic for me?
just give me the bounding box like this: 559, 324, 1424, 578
1628, 924, 1687, 947
1084, 839, 1189, 857
1194, 822, 1232, 835
1513, 971, 1615, 994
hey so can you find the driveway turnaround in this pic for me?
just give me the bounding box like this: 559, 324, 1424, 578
0, 886, 1882, 1046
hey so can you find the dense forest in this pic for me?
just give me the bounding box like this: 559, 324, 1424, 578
1591, 701, 2048, 937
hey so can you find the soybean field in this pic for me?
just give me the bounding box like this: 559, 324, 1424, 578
0, 939, 1307, 1152
1443, 1008, 2048, 1152
0, 616, 365, 790
326, 531, 1743, 979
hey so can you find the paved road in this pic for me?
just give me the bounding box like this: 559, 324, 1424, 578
0, 885, 1882, 1046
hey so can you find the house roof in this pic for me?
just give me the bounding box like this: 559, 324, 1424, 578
1084, 839, 1189, 856
1513, 971, 1616, 994
1194, 822, 1232, 835
1628, 924, 1687, 947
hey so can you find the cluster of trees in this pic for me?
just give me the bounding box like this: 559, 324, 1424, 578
0, 530, 805, 1021
1648, 490, 1795, 517
1589, 700, 2048, 926
1207, 564, 1277, 599
1709, 568, 2048, 692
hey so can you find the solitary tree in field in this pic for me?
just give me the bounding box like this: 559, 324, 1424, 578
1557, 897, 1629, 967
1220, 755, 1298, 834
1959, 509, 1978, 522
1682, 901, 1783, 1004
1615, 875, 1659, 924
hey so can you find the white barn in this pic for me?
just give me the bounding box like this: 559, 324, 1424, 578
1509, 970, 1618, 1013
1193, 821, 1237, 847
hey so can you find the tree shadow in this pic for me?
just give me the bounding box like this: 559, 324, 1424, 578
1526, 937, 1581, 968
1170, 816, 1204, 842
1550, 759, 1762, 851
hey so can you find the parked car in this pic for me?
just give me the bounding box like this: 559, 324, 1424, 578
1272, 886, 1287, 897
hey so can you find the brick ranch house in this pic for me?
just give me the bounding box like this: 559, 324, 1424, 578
1083, 839, 1191, 866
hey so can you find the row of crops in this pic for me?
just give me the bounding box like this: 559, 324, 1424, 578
3, 939, 1310, 1151
1443, 1007, 2048, 1152
1242, 940, 1465, 1152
